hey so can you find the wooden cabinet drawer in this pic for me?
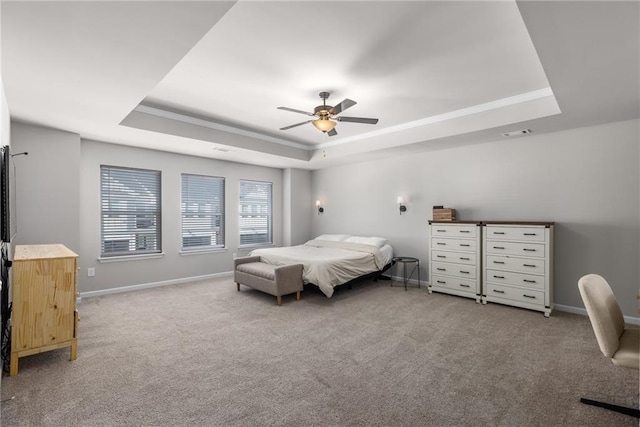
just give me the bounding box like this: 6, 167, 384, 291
485, 226, 545, 242
431, 275, 477, 293
486, 283, 545, 306
431, 224, 478, 238
484, 241, 545, 258
432, 250, 477, 265
432, 238, 477, 252
486, 255, 545, 275
485, 269, 544, 290
432, 261, 476, 279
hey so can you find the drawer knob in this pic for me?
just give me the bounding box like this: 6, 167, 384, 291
436, 229, 447, 232
494, 232, 505, 235
523, 248, 536, 252
437, 243, 446, 246
460, 257, 470, 261
523, 233, 537, 236
460, 271, 470, 274
523, 294, 536, 299
493, 275, 505, 279
460, 244, 470, 247
493, 261, 505, 264
459, 230, 470, 233
493, 246, 505, 250
523, 279, 536, 283
437, 255, 446, 258
459, 284, 470, 288
437, 268, 446, 271
493, 289, 505, 294
523, 264, 536, 267
437, 280, 446, 284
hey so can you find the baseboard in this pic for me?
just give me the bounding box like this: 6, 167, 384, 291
79, 271, 234, 299
554, 303, 640, 326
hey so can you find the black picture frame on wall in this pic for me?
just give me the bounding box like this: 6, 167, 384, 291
0, 145, 10, 243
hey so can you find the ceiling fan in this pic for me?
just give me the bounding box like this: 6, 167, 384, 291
278, 92, 379, 136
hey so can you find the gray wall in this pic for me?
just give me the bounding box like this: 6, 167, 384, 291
11, 122, 80, 251
10, 122, 286, 295
79, 139, 283, 293
311, 119, 640, 317
283, 168, 312, 246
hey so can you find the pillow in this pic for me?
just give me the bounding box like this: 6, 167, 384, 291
344, 236, 388, 248
314, 234, 351, 242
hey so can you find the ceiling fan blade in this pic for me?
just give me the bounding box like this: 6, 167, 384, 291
336, 116, 379, 125
280, 120, 312, 131
277, 106, 314, 116
327, 128, 338, 137
329, 99, 356, 115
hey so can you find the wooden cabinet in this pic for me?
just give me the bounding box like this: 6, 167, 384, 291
428, 221, 482, 303
10, 244, 78, 375
482, 222, 554, 317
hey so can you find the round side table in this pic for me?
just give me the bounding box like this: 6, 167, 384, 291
391, 256, 420, 291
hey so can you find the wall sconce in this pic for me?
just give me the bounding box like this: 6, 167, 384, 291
397, 196, 407, 215
316, 200, 324, 215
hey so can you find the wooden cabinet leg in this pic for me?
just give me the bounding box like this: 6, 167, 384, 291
9, 352, 18, 376
70, 338, 78, 361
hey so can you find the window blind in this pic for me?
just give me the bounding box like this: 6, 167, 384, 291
239, 180, 272, 246
100, 165, 161, 256
181, 174, 225, 250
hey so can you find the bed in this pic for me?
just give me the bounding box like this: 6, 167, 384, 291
249, 234, 393, 298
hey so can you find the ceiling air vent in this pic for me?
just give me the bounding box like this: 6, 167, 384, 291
502, 129, 532, 137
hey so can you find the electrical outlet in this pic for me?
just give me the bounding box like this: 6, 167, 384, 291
87, 267, 95, 277
232, 253, 237, 259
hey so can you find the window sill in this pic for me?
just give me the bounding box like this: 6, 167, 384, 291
179, 247, 227, 256
98, 253, 165, 263
238, 243, 275, 251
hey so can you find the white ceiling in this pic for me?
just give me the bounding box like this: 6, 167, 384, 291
2, 1, 638, 170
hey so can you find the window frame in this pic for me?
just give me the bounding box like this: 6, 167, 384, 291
238, 179, 273, 247
180, 173, 225, 252
100, 165, 162, 258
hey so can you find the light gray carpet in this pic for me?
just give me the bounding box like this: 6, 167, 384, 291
1, 277, 638, 426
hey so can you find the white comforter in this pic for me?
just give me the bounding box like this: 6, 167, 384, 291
250, 240, 388, 298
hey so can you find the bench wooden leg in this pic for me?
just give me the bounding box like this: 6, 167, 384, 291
277, 295, 282, 306
236, 282, 240, 291
296, 291, 301, 301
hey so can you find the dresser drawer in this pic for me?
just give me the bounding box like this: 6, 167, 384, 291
486, 283, 545, 306
432, 261, 476, 279
431, 225, 478, 238
432, 238, 477, 252
485, 269, 545, 290
432, 250, 477, 265
486, 255, 545, 275
484, 241, 545, 258
485, 226, 545, 242
431, 275, 477, 293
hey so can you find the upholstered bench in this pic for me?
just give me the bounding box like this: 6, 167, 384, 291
234, 256, 303, 305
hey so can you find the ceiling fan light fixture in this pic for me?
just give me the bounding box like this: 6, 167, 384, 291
312, 118, 336, 132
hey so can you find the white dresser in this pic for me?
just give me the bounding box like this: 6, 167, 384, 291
428, 221, 482, 303
482, 222, 554, 317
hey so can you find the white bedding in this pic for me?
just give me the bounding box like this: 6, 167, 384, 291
250, 239, 393, 298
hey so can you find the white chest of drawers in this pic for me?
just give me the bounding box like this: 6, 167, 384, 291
428, 221, 482, 303
482, 222, 554, 317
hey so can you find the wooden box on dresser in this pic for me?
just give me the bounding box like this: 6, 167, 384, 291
428, 221, 482, 303
10, 244, 79, 375
482, 222, 554, 317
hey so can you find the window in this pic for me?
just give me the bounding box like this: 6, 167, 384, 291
239, 180, 272, 246
181, 174, 225, 250
100, 165, 161, 257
